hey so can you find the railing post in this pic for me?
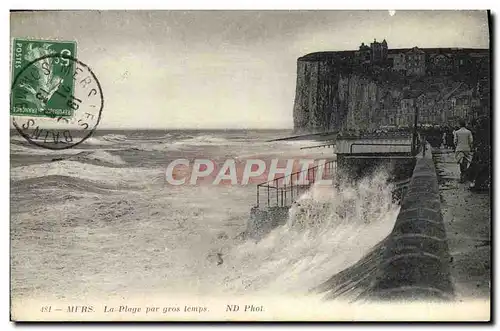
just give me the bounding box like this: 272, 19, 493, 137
275, 180, 278, 207
284, 183, 287, 206
296, 172, 299, 198
267, 185, 270, 207
257, 185, 260, 208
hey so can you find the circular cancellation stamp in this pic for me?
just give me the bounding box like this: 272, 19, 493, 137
10, 39, 103, 149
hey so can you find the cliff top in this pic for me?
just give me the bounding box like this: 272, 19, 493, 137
298, 47, 489, 62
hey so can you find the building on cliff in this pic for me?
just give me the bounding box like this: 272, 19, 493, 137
386, 47, 426, 76
388, 51, 406, 72
355, 38, 388, 65
371, 39, 388, 63
355, 43, 371, 64
398, 90, 424, 127
406, 47, 426, 76
428, 54, 453, 76
449, 89, 476, 123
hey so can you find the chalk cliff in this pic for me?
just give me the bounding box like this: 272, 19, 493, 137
292, 55, 401, 133
292, 51, 489, 134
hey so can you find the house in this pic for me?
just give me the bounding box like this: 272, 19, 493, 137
428, 54, 453, 76
453, 52, 473, 74
355, 42, 371, 64
375, 107, 399, 127
388, 51, 406, 72
355, 38, 389, 65
453, 91, 474, 121
370, 39, 388, 63
398, 92, 416, 127
423, 89, 442, 124
406, 47, 426, 76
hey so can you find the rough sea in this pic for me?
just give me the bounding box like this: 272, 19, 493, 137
10, 129, 399, 303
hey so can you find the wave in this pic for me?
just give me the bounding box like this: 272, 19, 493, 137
11, 174, 125, 196
10, 160, 166, 189
84, 133, 175, 148
84, 137, 114, 146
83, 134, 129, 146
10, 133, 125, 149
10, 142, 85, 156
173, 135, 234, 146
124, 142, 181, 153
128, 133, 173, 141
68, 150, 127, 166
102, 134, 128, 142
10, 136, 29, 145
10, 142, 127, 166
212, 170, 399, 296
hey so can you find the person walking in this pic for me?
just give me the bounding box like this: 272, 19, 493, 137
453, 119, 474, 183
445, 126, 455, 149
468, 115, 490, 191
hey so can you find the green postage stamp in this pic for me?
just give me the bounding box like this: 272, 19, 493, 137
11, 38, 77, 118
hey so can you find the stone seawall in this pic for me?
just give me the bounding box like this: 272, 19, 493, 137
367, 153, 455, 301
245, 146, 455, 302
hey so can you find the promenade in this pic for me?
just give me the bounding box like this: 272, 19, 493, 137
432, 148, 491, 300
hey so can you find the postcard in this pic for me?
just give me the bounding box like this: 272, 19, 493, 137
9, 9, 491, 322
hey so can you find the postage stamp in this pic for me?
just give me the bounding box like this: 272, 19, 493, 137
10, 39, 104, 150
11, 38, 77, 118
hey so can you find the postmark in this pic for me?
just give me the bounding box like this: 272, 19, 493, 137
10, 39, 103, 150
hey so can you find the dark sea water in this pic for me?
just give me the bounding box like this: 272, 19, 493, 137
10, 129, 398, 302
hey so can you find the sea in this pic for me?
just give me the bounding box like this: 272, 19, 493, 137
10, 129, 399, 303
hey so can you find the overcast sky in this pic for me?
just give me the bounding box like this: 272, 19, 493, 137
10, 10, 489, 129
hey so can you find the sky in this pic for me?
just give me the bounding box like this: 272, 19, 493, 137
10, 10, 490, 129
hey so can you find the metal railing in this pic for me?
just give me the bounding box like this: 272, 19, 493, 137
256, 159, 337, 208
349, 142, 413, 154
253, 137, 423, 209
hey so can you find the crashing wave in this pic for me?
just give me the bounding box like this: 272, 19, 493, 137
288, 171, 395, 232
215, 170, 399, 296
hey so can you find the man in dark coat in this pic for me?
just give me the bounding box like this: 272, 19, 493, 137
467, 115, 490, 191
445, 126, 455, 149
